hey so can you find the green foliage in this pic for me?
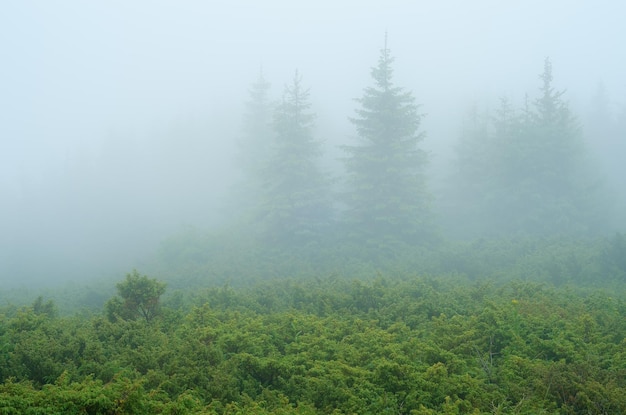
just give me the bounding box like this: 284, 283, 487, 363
342, 40, 433, 246
106, 270, 166, 323
4, 272, 626, 413
32, 296, 57, 318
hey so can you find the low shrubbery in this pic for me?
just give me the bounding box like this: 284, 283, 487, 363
1, 272, 626, 414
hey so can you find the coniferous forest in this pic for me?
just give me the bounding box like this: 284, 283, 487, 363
3, 23, 626, 415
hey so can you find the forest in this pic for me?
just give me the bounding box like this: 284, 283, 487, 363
3, 29, 626, 414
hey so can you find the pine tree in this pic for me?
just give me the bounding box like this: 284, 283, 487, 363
341, 40, 432, 246
257, 71, 331, 244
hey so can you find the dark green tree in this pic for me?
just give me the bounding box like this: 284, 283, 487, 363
257, 70, 331, 244
106, 270, 166, 323
341, 39, 432, 246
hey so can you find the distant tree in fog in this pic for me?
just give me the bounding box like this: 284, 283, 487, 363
256, 71, 332, 244
234, 70, 274, 220
241, 69, 273, 177
341, 39, 433, 247
447, 58, 608, 237
442, 103, 496, 236
518, 57, 604, 234
585, 83, 625, 223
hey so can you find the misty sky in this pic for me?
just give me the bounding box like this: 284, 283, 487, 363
1, 1, 625, 285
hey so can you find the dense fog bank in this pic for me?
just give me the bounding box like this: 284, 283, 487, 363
1, 1, 625, 286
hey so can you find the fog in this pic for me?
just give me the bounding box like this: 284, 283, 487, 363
1, 1, 625, 287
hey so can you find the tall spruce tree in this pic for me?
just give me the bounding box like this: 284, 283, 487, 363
341, 40, 431, 246
257, 71, 331, 244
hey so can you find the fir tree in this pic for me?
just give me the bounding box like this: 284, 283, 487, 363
341, 39, 432, 246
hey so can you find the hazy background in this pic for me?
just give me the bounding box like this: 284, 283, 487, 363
1, 0, 625, 287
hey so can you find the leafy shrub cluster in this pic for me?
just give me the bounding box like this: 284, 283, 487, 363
1, 275, 626, 414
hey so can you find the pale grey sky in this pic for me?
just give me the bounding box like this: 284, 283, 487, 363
2, 1, 624, 174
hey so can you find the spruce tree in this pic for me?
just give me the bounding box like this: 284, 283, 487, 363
258, 71, 331, 244
341, 40, 431, 246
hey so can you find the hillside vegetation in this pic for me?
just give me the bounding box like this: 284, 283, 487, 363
2, 252, 626, 414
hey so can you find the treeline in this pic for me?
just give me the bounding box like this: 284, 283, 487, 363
1, 274, 626, 413
150, 229, 626, 294
445, 60, 607, 238
229, 45, 624, 250
236, 43, 432, 247
3, 230, 625, 315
